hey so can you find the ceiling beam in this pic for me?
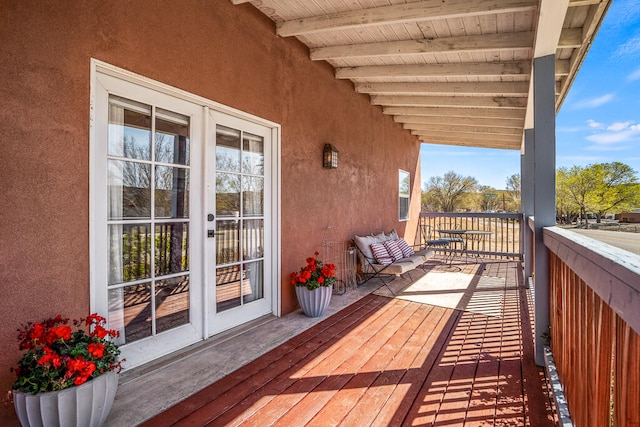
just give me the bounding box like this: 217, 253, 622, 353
277, 0, 537, 37
568, 0, 601, 6
404, 124, 522, 135
395, 115, 524, 128
383, 106, 526, 120
336, 60, 531, 79
311, 32, 534, 60
355, 81, 530, 96
418, 136, 521, 150
413, 129, 521, 140
371, 95, 528, 108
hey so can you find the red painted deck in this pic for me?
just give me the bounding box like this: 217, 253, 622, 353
142, 261, 555, 426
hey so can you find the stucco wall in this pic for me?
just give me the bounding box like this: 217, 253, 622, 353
0, 1, 421, 422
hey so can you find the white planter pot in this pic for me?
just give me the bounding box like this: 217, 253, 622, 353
13, 370, 119, 427
295, 285, 333, 317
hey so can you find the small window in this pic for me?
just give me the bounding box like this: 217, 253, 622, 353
399, 170, 410, 221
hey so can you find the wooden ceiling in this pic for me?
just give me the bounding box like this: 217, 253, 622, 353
231, 0, 611, 150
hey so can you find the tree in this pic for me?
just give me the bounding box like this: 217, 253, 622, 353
589, 162, 640, 222
476, 185, 500, 212
556, 162, 640, 224
423, 171, 477, 212
505, 173, 521, 211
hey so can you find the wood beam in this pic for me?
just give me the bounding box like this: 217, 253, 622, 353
395, 115, 524, 128
413, 130, 521, 142
404, 124, 522, 135
418, 136, 521, 150
310, 32, 534, 60
355, 81, 529, 96
230, 0, 253, 4
336, 61, 531, 79
568, 0, 601, 6
383, 106, 525, 120
371, 95, 528, 108
277, 0, 537, 37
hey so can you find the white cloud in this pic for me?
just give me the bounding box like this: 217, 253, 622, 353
628, 68, 640, 81
586, 119, 604, 129
572, 93, 615, 109
607, 121, 633, 131
586, 129, 640, 144
614, 35, 640, 58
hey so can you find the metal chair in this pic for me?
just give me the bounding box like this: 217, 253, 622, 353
420, 224, 461, 265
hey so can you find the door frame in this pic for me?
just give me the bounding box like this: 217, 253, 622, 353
89, 59, 281, 368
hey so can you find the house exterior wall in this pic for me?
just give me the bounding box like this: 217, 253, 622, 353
619, 212, 640, 223
0, 1, 421, 422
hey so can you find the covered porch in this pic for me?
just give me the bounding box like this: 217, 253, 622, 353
108, 258, 555, 426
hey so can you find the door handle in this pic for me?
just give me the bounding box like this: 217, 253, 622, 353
207, 230, 225, 238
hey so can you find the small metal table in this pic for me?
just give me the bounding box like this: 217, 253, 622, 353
437, 229, 492, 265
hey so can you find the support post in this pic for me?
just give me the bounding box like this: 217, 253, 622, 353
533, 54, 556, 366
521, 130, 534, 281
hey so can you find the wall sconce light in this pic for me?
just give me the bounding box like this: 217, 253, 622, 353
323, 144, 339, 169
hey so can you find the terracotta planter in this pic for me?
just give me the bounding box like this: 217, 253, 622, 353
13, 370, 119, 427
295, 285, 333, 317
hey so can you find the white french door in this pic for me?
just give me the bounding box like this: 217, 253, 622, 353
92, 61, 280, 369
206, 111, 273, 335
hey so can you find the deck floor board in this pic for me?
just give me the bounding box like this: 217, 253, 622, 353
142, 261, 555, 427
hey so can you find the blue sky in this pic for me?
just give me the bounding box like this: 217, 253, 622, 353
420, 0, 640, 190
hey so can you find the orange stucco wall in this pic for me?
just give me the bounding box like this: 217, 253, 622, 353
0, 1, 421, 422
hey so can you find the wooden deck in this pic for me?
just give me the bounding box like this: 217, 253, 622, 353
142, 261, 555, 426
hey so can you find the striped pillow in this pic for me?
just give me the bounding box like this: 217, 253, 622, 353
396, 238, 415, 258
370, 242, 393, 265
383, 239, 404, 261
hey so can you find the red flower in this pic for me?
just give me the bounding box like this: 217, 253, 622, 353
88, 343, 105, 358
38, 347, 62, 369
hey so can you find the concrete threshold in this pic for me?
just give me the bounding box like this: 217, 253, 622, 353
105, 279, 383, 427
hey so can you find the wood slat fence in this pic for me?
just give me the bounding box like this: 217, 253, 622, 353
544, 227, 640, 426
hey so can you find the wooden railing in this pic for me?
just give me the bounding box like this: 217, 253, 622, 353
543, 227, 640, 426
417, 212, 523, 259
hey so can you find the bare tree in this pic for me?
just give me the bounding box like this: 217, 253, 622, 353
423, 171, 477, 212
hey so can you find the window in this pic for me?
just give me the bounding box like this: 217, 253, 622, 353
399, 170, 410, 221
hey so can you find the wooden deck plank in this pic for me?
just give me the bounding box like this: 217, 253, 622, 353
142, 261, 555, 427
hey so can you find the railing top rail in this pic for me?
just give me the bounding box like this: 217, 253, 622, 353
543, 226, 640, 335
420, 212, 523, 220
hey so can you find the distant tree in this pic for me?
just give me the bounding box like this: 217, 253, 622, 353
423, 171, 477, 212
556, 162, 640, 223
505, 173, 521, 211
476, 185, 500, 212
589, 162, 640, 222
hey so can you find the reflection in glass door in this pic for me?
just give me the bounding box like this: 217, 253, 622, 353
214, 125, 265, 314
106, 95, 192, 345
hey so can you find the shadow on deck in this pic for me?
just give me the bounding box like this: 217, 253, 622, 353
107, 259, 556, 426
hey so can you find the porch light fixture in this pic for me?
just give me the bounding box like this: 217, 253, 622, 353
323, 144, 338, 169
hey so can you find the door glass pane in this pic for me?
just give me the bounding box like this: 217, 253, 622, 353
243, 176, 263, 216
216, 126, 241, 172
243, 261, 263, 304
108, 160, 151, 219
216, 265, 243, 312
108, 224, 152, 286
216, 220, 239, 264
155, 275, 190, 333
155, 109, 190, 165
108, 283, 152, 345
243, 219, 263, 260
155, 223, 189, 276
242, 133, 264, 175
216, 173, 240, 217
155, 166, 189, 218
106, 94, 192, 346
108, 96, 151, 160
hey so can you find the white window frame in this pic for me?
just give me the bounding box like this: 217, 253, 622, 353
399, 169, 410, 221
